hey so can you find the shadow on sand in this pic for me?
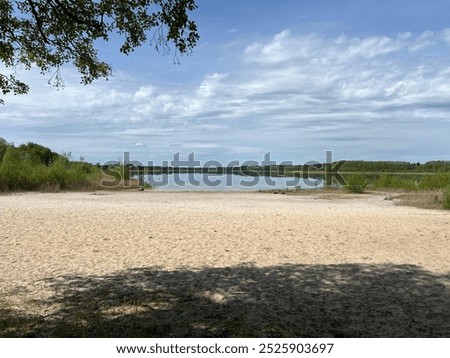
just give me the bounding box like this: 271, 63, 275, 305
1, 263, 449, 337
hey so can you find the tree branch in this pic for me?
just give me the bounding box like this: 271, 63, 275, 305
47, 0, 104, 33
26, 0, 49, 43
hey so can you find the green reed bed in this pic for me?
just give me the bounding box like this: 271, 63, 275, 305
342, 173, 450, 210
0, 146, 101, 192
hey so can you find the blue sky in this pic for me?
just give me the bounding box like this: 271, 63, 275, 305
1, 0, 450, 165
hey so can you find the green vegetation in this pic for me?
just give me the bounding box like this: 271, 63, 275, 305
344, 174, 368, 193
340, 171, 450, 209
281, 160, 450, 209
102, 165, 131, 182
368, 173, 450, 192
100, 165, 145, 189
371, 174, 418, 191
0, 138, 101, 192
1, 137, 449, 208
1, 0, 198, 104
280, 160, 450, 176
327, 160, 450, 173
418, 173, 450, 190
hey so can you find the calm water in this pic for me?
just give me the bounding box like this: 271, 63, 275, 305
141, 173, 324, 191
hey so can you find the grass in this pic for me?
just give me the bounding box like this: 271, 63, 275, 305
373, 173, 450, 210
338, 173, 450, 210
391, 190, 446, 210
276, 185, 450, 211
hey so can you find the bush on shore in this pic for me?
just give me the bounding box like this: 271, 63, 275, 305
0, 145, 101, 192
344, 174, 368, 193
371, 174, 418, 191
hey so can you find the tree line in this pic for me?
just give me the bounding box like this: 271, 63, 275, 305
1, 137, 449, 192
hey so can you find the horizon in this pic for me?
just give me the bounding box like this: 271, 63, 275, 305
3, 136, 450, 167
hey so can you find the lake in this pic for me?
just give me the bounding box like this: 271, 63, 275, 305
140, 173, 325, 191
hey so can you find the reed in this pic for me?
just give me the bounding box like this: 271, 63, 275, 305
0, 148, 101, 192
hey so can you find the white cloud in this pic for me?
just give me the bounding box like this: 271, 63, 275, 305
197, 73, 228, 97
440, 28, 450, 43
2, 29, 450, 163
340, 34, 407, 60
410, 30, 435, 51
133, 86, 155, 101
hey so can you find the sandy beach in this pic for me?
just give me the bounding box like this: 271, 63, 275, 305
1, 191, 449, 337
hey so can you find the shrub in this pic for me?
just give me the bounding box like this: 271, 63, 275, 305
419, 173, 450, 190
0, 146, 101, 192
344, 174, 368, 193
373, 174, 417, 191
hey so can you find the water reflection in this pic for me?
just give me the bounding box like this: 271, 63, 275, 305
142, 173, 324, 191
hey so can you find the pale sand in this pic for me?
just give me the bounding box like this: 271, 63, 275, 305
0, 191, 449, 337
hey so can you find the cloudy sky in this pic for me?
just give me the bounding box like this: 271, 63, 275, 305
1, 0, 450, 165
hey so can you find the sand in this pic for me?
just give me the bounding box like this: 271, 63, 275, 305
0, 191, 449, 337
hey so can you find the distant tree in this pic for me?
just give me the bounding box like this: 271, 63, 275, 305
17, 142, 59, 165
0, 0, 199, 104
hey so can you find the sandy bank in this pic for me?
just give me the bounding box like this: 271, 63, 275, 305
1, 191, 449, 337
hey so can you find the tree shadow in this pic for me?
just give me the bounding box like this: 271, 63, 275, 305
1, 263, 449, 337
